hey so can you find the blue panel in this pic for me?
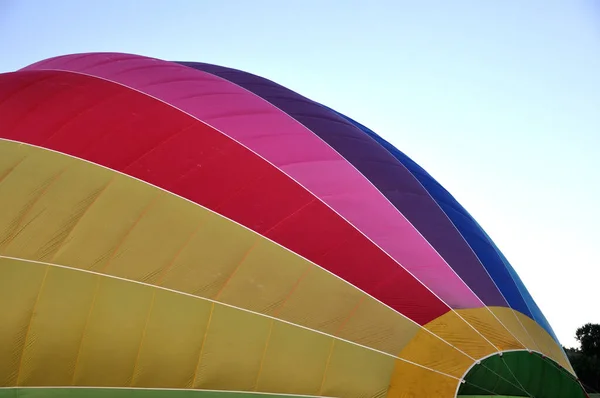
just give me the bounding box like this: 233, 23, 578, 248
327, 107, 558, 341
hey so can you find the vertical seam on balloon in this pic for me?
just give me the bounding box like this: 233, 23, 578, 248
253, 318, 275, 391
270, 265, 312, 318
333, 295, 366, 336
191, 302, 215, 388
0, 138, 494, 376
49, 175, 116, 263
70, 275, 101, 385
153, 219, 206, 286
98, 194, 160, 273
129, 290, 157, 387
1, 167, 67, 251
120, 123, 198, 173
212, 237, 261, 301
14, 265, 50, 386
0, 155, 26, 187
318, 339, 336, 396
261, 198, 317, 236
0, 254, 464, 381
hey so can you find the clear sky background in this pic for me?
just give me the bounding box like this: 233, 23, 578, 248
1, 0, 598, 348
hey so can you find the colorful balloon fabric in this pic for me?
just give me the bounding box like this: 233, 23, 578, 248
0, 53, 587, 398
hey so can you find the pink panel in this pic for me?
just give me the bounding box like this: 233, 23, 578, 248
24, 53, 483, 309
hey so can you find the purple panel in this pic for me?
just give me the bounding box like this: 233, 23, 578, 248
181, 62, 508, 308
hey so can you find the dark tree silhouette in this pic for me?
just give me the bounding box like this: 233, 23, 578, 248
565, 323, 600, 394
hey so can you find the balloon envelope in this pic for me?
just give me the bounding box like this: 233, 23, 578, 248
0, 53, 585, 398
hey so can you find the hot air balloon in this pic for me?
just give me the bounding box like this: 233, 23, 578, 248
0, 53, 586, 398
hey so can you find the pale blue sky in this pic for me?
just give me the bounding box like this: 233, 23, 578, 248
1, 0, 598, 347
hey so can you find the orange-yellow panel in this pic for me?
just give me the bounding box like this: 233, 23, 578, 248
0, 258, 47, 386
424, 310, 497, 360
398, 326, 473, 378
489, 306, 539, 351
456, 308, 524, 351
513, 311, 574, 374
386, 360, 458, 398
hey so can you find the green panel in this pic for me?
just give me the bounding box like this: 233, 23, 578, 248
0, 389, 315, 398
458, 351, 587, 398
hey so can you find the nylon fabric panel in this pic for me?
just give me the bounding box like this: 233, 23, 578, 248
15, 268, 98, 386
0, 389, 355, 398
0, 260, 47, 386
130, 291, 213, 388
386, 361, 458, 398
397, 329, 473, 378
192, 304, 271, 390
0, 141, 423, 357
0, 258, 399, 397
320, 342, 395, 398
253, 321, 331, 393
424, 311, 496, 360
455, 308, 524, 351
24, 53, 482, 310
489, 307, 539, 351
0, 70, 448, 326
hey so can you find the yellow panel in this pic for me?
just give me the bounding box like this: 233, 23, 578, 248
2, 256, 402, 396
74, 277, 155, 386
0, 144, 26, 178
321, 341, 396, 398
217, 239, 310, 314
276, 265, 364, 336
131, 289, 213, 388
425, 310, 497, 360
256, 321, 331, 394
398, 326, 473, 378
339, 295, 420, 355
102, 193, 205, 283
456, 308, 524, 351
159, 211, 259, 298
0, 258, 47, 386
513, 311, 574, 374
0, 150, 70, 254
193, 304, 271, 390
0, 140, 422, 365
18, 266, 99, 386
489, 306, 539, 351
387, 360, 458, 398
52, 177, 159, 272
1, 165, 112, 262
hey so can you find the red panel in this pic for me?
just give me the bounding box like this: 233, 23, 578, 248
0, 69, 449, 325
